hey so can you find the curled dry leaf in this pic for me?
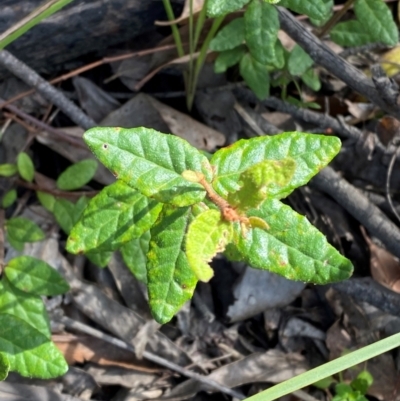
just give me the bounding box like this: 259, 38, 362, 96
361, 227, 400, 293
155, 0, 205, 26
147, 95, 225, 150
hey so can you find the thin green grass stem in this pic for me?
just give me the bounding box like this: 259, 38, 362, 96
0, 0, 74, 50
244, 332, 400, 401
162, 0, 185, 57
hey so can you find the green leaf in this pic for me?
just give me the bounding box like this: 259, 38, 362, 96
211, 132, 341, 200
121, 231, 151, 283
280, 0, 333, 20
288, 45, 314, 76
354, 0, 398, 46
330, 20, 373, 47
2, 189, 17, 208
56, 159, 98, 191
6, 217, 45, 243
309, 0, 333, 26
5, 256, 69, 296
7, 236, 24, 252
146, 205, 198, 324
67, 181, 161, 254
312, 376, 336, 389
84, 127, 212, 207
207, 0, 251, 17
0, 278, 51, 337
0, 353, 9, 381
53, 196, 88, 234
17, 152, 34, 182
36, 191, 56, 212
215, 45, 247, 73
271, 40, 286, 69
335, 383, 353, 396
301, 69, 321, 91
351, 371, 373, 394
210, 18, 245, 51
240, 53, 270, 100
234, 199, 353, 284
244, 0, 279, 65
186, 209, 232, 282
86, 250, 112, 268
0, 164, 17, 177
228, 158, 296, 210
0, 313, 68, 379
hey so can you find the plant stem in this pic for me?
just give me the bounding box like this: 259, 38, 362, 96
0, 209, 4, 276
187, 15, 225, 110
194, 0, 209, 50
162, 0, 185, 57
187, 0, 195, 108
317, 0, 357, 38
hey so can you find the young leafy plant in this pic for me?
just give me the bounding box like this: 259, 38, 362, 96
66, 127, 353, 324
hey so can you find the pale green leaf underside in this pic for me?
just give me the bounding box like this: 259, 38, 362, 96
330, 20, 373, 47
6, 217, 45, 243
67, 181, 162, 254
288, 45, 314, 76
147, 205, 197, 324
240, 53, 270, 100
186, 209, 232, 282
235, 199, 353, 283
0, 278, 51, 338
84, 127, 212, 206
121, 231, 151, 283
0, 352, 9, 380
0, 314, 68, 379
210, 18, 245, 51
56, 159, 98, 191
211, 132, 341, 200
207, 0, 251, 17
5, 256, 69, 296
354, 0, 398, 46
228, 158, 295, 210
245, 0, 279, 66
280, 0, 332, 20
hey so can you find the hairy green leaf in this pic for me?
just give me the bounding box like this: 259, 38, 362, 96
121, 231, 151, 283
36, 191, 56, 212
228, 158, 296, 210
331, 20, 373, 47
211, 132, 341, 199
147, 205, 197, 324
245, 0, 279, 65
0, 278, 51, 337
67, 181, 162, 254
0, 352, 9, 381
309, 0, 333, 26
6, 217, 45, 243
17, 152, 34, 182
5, 256, 69, 296
215, 45, 247, 73
53, 196, 88, 234
2, 189, 17, 208
280, 0, 332, 20
240, 53, 270, 100
210, 18, 245, 51
207, 0, 251, 17
186, 209, 232, 282
0, 164, 17, 177
0, 314, 68, 378
56, 159, 98, 190
84, 127, 212, 206
288, 45, 314, 76
354, 0, 398, 46
234, 199, 353, 283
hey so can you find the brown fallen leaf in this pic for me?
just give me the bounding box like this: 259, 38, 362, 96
53, 334, 161, 372
146, 95, 225, 150
155, 0, 205, 26
361, 226, 400, 293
